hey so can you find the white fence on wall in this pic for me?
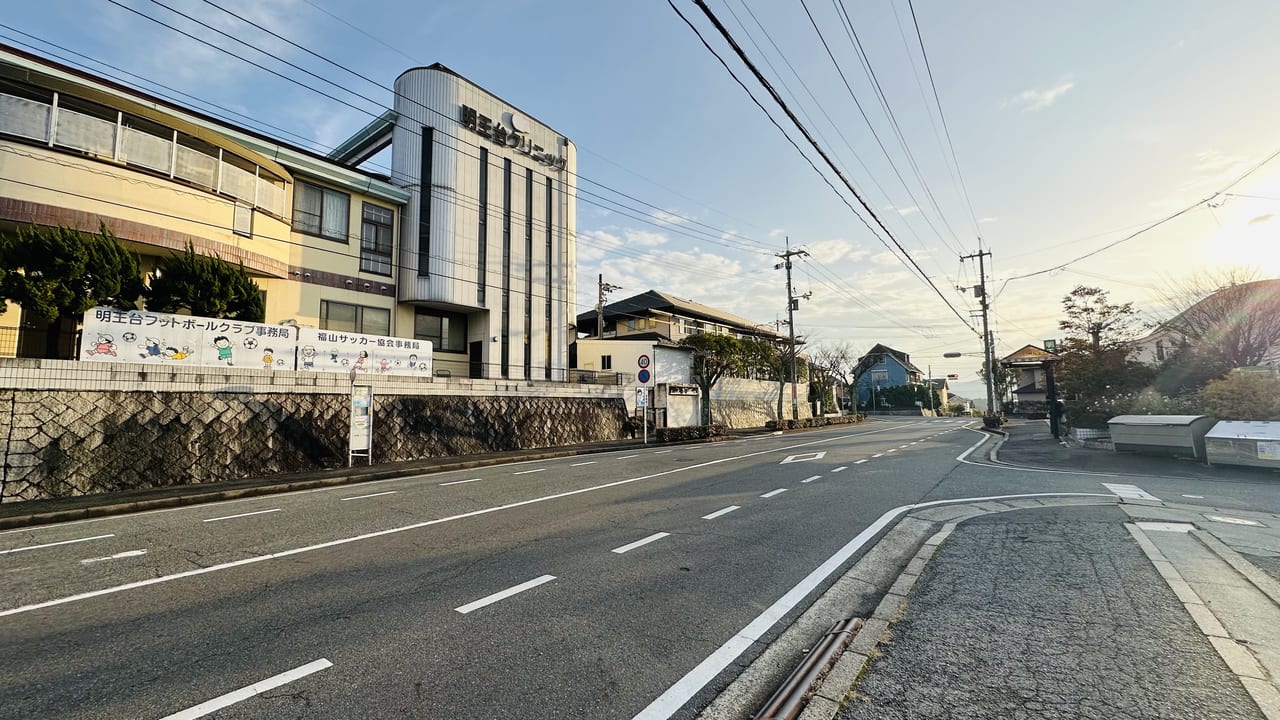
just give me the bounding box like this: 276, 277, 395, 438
0, 91, 287, 217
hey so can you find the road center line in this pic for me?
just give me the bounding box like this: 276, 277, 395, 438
702, 506, 740, 520
158, 658, 333, 720
571, 461, 597, 466
631, 491, 1116, 720
440, 478, 482, 486
513, 468, 546, 475
0, 534, 115, 556
854, 459, 868, 464
341, 491, 398, 501
202, 509, 280, 523
654, 450, 673, 454
800, 475, 821, 484
831, 466, 848, 473
0, 423, 916, 618
618, 455, 640, 460
760, 488, 788, 498
611, 532, 671, 554
454, 575, 556, 614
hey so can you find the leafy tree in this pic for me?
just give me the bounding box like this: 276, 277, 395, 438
0, 223, 143, 358
1058, 285, 1138, 356
1200, 371, 1280, 421
976, 361, 1019, 413
680, 333, 746, 425
146, 242, 264, 321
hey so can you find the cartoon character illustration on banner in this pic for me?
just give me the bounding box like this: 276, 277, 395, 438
212, 335, 234, 365
140, 337, 163, 359
300, 345, 316, 370
86, 334, 117, 357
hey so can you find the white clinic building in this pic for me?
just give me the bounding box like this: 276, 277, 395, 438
331, 64, 577, 381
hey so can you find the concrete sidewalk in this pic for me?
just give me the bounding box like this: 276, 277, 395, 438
802, 498, 1280, 720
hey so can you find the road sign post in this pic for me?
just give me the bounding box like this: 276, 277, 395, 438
637, 354, 653, 445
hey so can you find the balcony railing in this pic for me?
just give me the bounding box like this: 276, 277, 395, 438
0, 91, 286, 218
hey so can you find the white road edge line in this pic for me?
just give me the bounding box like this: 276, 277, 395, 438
341, 491, 398, 501
159, 658, 333, 720
831, 466, 848, 473
202, 509, 280, 523
439, 478, 482, 486
618, 455, 640, 460
0, 423, 917, 618
630, 491, 1116, 720
760, 488, 788, 498
800, 476, 821, 484
0, 534, 115, 556
513, 469, 546, 475
611, 532, 671, 554
654, 450, 673, 454
455, 575, 556, 614
702, 506, 740, 520
571, 461, 597, 466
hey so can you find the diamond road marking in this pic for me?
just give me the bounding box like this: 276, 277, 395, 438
780, 451, 828, 465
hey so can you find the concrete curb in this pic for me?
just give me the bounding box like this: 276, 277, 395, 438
1192, 529, 1280, 610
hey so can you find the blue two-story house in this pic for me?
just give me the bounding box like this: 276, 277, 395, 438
853, 343, 924, 409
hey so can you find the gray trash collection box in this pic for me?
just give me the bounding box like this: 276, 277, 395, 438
1205, 421, 1280, 470
1108, 415, 1216, 459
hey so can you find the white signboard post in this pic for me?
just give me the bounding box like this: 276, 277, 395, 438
349, 384, 373, 466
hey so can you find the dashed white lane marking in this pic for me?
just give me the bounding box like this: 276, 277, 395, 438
800, 475, 821, 484
203, 509, 280, 523
513, 468, 546, 475
159, 659, 332, 720
341, 491, 398, 501
0, 534, 115, 556
910, 441, 920, 445
1102, 483, 1161, 501
899, 445, 910, 449
886, 449, 898, 454
760, 488, 788, 498
81, 549, 147, 564
619, 455, 640, 460
1182, 494, 1204, 499
455, 575, 557, 614
831, 466, 848, 473
612, 532, 671, 554
571, 461, 597, 467
854, 459, 868, 464
654, 450, 673, 454
440, 478, 481, 486
872, 453, 885, 458
702, 506, 740, 520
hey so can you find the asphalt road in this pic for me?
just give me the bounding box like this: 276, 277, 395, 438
1, 418, 1273, 720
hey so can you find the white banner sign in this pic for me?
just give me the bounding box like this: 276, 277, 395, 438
80, 307, 296, 370
296, 328, 433, 377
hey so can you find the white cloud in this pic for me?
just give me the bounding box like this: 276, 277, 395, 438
649, 209, 685, 226
806, 238, 867, 265
978, 217, 999, 224
1002, 77, 1075, 112
870, 250, 903, 266
896, 205, 919, 217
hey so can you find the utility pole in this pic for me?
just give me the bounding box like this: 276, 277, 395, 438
961, 249, 995, 416
596, 273, 622, 339
775, 237, 809, 421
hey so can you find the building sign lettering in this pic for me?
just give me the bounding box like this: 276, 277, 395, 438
460, 105, 567, 171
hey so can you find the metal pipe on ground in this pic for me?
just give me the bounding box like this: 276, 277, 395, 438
752, 617, 864, 720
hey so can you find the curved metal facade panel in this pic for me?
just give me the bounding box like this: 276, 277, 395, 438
391, 67, 575, 379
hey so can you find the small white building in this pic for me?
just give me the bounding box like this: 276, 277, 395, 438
574, 338, 698, 427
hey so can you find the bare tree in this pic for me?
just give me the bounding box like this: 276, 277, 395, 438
809, 342, 856, 413
1152, 269, 1280, 372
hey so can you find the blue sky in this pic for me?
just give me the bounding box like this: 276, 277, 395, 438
7, 0, 1280, 399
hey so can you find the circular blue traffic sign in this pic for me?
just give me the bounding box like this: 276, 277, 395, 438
637, 368, 651, 384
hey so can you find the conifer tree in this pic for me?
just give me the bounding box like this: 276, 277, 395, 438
145, 242, 265, 321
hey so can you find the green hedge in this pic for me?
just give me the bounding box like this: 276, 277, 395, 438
655, 424, 727, 442
765, 415, 865, 431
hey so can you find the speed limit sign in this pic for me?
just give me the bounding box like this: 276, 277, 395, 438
638, 354, 651, 369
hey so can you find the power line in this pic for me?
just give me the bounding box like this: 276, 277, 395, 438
672, 0, 977, 335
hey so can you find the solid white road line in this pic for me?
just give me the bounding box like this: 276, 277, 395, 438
702, 506, 740, 520
341, 491, 398, 501
571, 461, 597, 467
202, 509, 280, 523
611, 532, 671, 554
455, 575, 556, 614
654, 450, 673, 454
831, 466, 848, 473
0, 534, 115, 556
760, 488, 788, 498
619, 455, 640, 460
159, 659, 333, 720
0, 424, 916, 619
854, 459, 868, 464
1102, 483, 1161, 501
800, 475, 821, 484
513, 469, 546, 475
630, 491, 1115, 720
80, 549, 148, 564
439, 478, 482, 486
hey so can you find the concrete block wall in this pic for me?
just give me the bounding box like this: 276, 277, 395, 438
0, 359, 627, 503
710, 377, 813, 428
